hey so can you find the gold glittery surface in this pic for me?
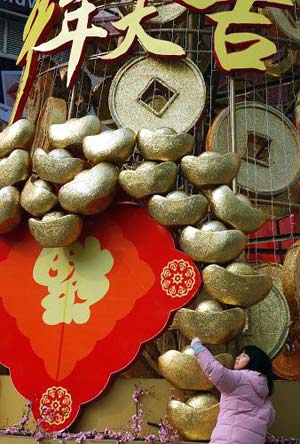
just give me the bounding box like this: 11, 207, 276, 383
28, 212, 83, 247
49, 115, 101, 149
181, 152, 241, 188
0, 119, 35, 158
159, 349, 234, 391
167, 394, 219, 441
137, 129, 194, 161
209, 186, 266, 233
149, 1, 186, 24
282, 241, 300, 330
266, 7, 300, 44
206, 102, 300, 195
20, 178, 58, 217
33, 148, 86, 184
264, 48, 298, 78
174, 307, 246, 344
119, 161, 177, 198
148, 191, 208, 226
83, 128, 136, 164
231, 264, 289, 359
59, 163, 119, 215
0, 150, 31, 188
109, 56, 206, 133
256, 181, 300, 221
0, 186, 21, 234
179, 226, 247, 263
203, 264, 273, 307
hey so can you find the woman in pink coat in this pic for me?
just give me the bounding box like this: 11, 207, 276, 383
191, 338, 275, 444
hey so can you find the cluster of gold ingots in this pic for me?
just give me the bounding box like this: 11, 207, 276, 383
0, 113, 285, 440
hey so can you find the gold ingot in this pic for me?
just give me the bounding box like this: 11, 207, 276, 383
28, 211, 83, 248
137, 128, 194, 161
0, 119, 35, 158
59, 163, 119, 215
33, 148, 86, 185
83, 128, 136, 165
20, 178, 58, 217
167, 394, 219, 441
181, 152, 241, 188
148, 191, 208, 227
0, 186, 21, 234
256, 181, 300, 221
119, 162, 177, 199
203, 263, 273, 307
49, 115, 101, 149
148, 0, 186, 24
281, 241, 300, 332
0, 150, 31, 188
174, 307, 246, 344
179, 222, 247, 264
209, 186, 266, 233
195, 299, 224, 313
159, 350, 234, 391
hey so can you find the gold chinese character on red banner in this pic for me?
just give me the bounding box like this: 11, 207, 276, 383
11, 0, 60, 123
101, 0, 185, 61
35, 0, 108, 88
174, 0, 293, 72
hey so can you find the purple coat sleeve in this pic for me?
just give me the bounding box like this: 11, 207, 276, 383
268, 403, 276, 428
195, 347, 242, 393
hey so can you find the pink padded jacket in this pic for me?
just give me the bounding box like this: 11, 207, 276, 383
195, 347, 275, 444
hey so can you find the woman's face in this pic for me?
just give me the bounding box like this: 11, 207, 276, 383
234, 351, 250, 370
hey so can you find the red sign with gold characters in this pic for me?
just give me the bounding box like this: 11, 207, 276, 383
0, 203, 201, 431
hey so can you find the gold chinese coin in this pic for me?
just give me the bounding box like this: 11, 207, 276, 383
109, 56, 206, 133
207, 102, 300, 196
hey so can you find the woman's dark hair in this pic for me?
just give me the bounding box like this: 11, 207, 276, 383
242, 345, 274, 396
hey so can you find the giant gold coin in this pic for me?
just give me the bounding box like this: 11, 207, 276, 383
207, 102, 300, 195
282, 240, 300, 332
109, 56, 206, 133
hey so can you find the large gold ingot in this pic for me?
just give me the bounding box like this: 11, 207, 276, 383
28, 211, 83, 247
148, 191, 208, 227
206, 102, 300, 195
266, 5, 300, 44
159, 350, 234, 391
33, 148, 86, 185
119, 162, 177, 199
0, 150, 31, 188
281, 241, 300, 331
175, 307, 246, 344
0, 186, 21, 234
179, 224, 247, 264
203, 264, 273, 307
167, 394, 219, 441
83, 128, 136, 164
49, 115, 101, 149
209, 186, 266, 233
137, 128, 194, 161
181, 152, 241, 187
59, 163, 119, 215
20, 178, 58, 217
256, 181, 300, 221
0, 119, 35, 158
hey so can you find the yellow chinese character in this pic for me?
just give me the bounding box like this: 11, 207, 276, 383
33, 237, 114, 325
35, 0, 108, 88
174, 0, 293, 72
11, 0, 60, 123
101, 0, 185, 62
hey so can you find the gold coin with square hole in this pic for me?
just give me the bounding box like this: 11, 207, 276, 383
206, 102, 300, 195
109, 56, 206, 133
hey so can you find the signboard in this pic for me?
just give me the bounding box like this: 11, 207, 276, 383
0, 0, 35, 16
